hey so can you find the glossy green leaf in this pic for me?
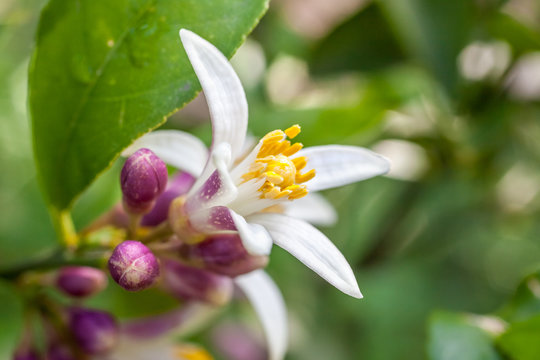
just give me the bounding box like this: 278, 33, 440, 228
428, 311, 502, 360
29, 0, 269, 211
497, 314, 540, 360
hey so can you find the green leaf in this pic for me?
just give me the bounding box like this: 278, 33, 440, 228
428, 311, 502, 360
379, 0, 474, 95
499, 270, 540, 323
0, 281, 24, 358
309, 3, 405, 75
497, 314, 540, 360
29, 0, 269, 211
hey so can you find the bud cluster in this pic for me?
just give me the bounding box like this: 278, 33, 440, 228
104, 149, 269, 304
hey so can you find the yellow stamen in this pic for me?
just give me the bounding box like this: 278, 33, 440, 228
265, 171, 284, 185
285, 124, 301, 139
296, 169, 316, 184
282, 142, 303, 156
292, 156, 307, 171
243, 125, 315, 201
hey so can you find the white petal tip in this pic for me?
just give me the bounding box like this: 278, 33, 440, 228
179, 28, 193, 41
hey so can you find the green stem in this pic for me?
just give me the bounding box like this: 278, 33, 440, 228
51, 208, 78, 249
0, 248, 106, 280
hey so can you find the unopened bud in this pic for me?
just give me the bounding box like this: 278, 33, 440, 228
141, 172, 195, 226
69, 308, 118, 355
162, 259, 233, 305
108, 240, 160, 291
56, 266, 107, 298
121, 148, 168, 214
180, 234, 268, 277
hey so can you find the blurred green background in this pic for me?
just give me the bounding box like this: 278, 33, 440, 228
1, 0, 540, 359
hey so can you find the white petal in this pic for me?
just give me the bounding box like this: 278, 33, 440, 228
230, 211, 273, 255
235, 270, 287, 360
297, 145, 390, 191
283, 193, 338, 226
179, 29, 248, 162
122, 130, 208, 177
249, 213, 362, 298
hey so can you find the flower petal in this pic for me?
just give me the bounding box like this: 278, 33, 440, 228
297, 145, 390, 191
179, 29, 248, 162
185, 143, 238, 213
188, 206, 237, 234
122, 130, 208, 177
283, 193, 338, 226
235, 270, 287, 360
248, 213, 362, 298
230, 211, 273, 256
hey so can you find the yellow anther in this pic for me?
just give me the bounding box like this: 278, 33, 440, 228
243, 125, 315, 202
292, 156, 307, 170
295, 169, 316, 184
285, 124, 301, 139
289, 188, 308, 200
276, 189, 293, 199
282, 142, 303, 156
264, 187, 282, 199
264, 171, 284, 185
262, 130, 286, 143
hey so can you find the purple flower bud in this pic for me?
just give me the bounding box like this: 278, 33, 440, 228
56, 266, 107, 298
141, 172, 195, 227
121, 148, 168, 214
180, 234, 268, 277
47, 344, 76, 360
69, 308, 118, 355
162, 259, 233, 305
108, 240, 160, 291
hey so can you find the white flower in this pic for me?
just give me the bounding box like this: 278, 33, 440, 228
123, 28, 390, 360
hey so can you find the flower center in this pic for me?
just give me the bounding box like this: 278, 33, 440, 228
242, 125, 315, 200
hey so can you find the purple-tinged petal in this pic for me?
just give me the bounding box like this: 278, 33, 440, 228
121, 303, 212, 340
180, 234, 268, 277
141, 172, 195, 227
188, 206, 237, 234
211, 323, 266, 360
185, 143, 237, 213
162, 259, 233, 305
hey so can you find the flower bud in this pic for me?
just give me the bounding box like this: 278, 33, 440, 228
56, 266, 107, 298
162, 259, 233, 305
47, 344, 76, 360
121, 148, 168, 214
108, 240, 160, 291
141, 172, 195, 226
69, 308, 118, 355
180, 234, 268, 277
